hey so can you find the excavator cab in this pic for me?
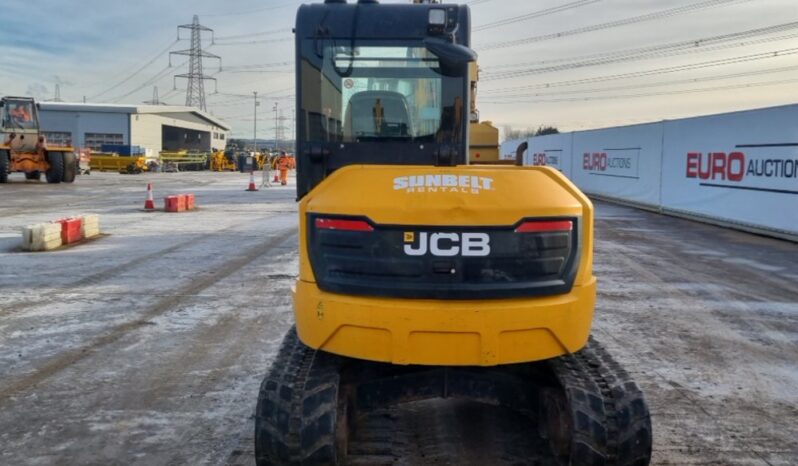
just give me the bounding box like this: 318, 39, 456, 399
254, 2, 652, 465
294, 1, 474, 198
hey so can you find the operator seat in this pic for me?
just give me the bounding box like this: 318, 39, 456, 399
344, 91, 413, 141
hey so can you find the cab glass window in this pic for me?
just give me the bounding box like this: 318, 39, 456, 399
2, 99, 37, 130
300, 40, 464, 144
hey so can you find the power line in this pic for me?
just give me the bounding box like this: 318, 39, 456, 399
198, 1, 299, 18
109, 60, 187, 103
481, 77, 798, 104
483, 64, 798, 99
474, 0, 602, 32
215, 87, 295, 99
89, 39, 179, 100
483, 21, 798, 72
214, 28, 291, 41
481, 46, 798, 94
477, 0, 753, 51
212, 37, 293, 47
481, 24, 798, 81
222, 61, 292, 70
160, 88, 181, 101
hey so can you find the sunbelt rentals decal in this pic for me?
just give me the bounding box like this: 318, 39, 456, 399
393, 174, 494, 194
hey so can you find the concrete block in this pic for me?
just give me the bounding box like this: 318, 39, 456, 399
184, 194, 196, 210
53, 218, 83, 244
83, 226, 101, 238
165, 195, 186, 213
22, 223, 63, 251
81, 215, 100, 238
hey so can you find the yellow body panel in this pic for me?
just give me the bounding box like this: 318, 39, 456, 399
294, 279, 595, 366
468, 121, 500, 163
211, 151, 237, 171
295, 165, 595, 366
89, 154, 147, 173
0, 145, 74, 174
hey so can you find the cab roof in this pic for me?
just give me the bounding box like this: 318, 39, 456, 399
295, 2, 471, 46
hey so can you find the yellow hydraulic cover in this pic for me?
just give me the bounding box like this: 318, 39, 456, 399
295, 165, 596, 366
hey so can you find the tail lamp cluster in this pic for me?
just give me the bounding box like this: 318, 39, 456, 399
314, 218, 573, 233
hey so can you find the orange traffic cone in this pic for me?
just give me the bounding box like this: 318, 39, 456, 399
246, 171, 259, 192
144, 182, 155, 210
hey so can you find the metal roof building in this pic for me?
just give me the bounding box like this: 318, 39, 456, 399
38, 102, 231, 155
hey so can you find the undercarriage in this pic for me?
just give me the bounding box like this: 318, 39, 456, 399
255, 328, 652, 465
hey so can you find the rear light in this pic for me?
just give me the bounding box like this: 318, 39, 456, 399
515, 220, 573, 233
314, 218, 374, 232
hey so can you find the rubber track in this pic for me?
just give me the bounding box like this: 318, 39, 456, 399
256, 332, 650, 466
255, 328, 308, 465
255, 328, 343, 465
549, 338, 652, 466
549, 351, 609, 465
577, 338, 653, 466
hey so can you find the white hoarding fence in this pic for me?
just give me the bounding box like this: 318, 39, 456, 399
516, 103, 798, 240
661, 105, 798, 237
500, 139, 525, 161
570, 123, 664, 208
526, 133, 573, 178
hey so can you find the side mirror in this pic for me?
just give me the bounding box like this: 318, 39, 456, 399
424, 38, 477, 68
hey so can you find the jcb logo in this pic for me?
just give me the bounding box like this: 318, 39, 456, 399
403, 232, 490, 257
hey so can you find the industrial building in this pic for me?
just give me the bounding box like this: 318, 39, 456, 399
38, 102, 231, 155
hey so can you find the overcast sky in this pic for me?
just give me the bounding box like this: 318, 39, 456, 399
1, 0, 796, 139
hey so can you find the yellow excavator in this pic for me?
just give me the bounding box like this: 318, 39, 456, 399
255, 1, 652, 465
0, 97, 77, 184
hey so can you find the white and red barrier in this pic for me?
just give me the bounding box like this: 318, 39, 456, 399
521, 103, 798, 240
22, 214, 102, 251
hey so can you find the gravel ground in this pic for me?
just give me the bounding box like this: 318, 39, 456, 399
0, 171, 795, 465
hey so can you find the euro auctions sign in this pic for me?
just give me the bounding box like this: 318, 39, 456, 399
685, 146, 798, 195
582, 149, 640, 179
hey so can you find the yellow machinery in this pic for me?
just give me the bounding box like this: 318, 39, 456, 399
468, 62, 504, 164
89, 153, 148, 174
254, 152, 268, 170
0, 97, 76, 184
210, 150, 237, 171
255, 2, 651, 465
469, 120, 501, 163
160, 150, 209, 171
